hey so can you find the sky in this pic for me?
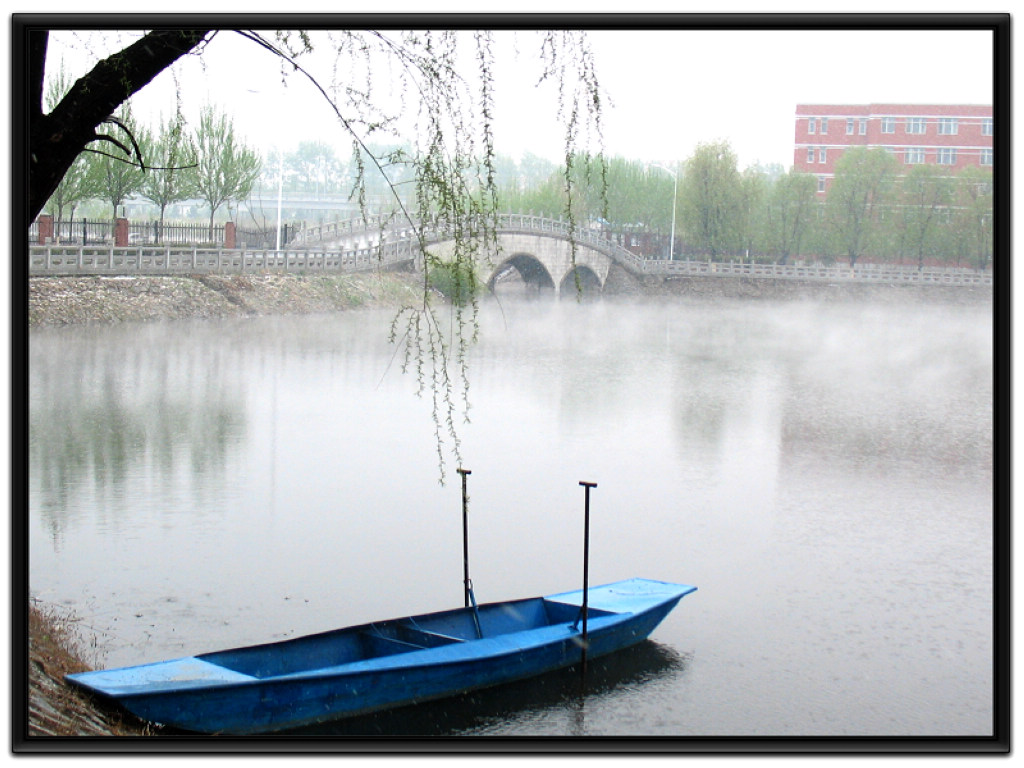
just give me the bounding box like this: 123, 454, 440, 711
41, 22, 995, 173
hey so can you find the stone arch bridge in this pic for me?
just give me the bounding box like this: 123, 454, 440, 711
298, 213, 646, 296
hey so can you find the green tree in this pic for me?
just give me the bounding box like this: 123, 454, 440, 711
736, 166, 768, 260
679, 141, 742, 259
138, 112, 198, 240
824, 147, 898, 267
604, 159, 676, 232
192, 104, 262, 237
949, 166, 994, 271
761, 170, 818, 264
894, 163, 955, 271
87, 104, 146, 222
44, 154, 94, 239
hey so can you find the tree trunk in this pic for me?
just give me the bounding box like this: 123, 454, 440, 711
26, 28, 211, 227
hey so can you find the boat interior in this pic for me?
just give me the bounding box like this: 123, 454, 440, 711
197, 597, 614, 679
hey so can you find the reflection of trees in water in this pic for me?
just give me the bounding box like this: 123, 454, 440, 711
29, 328, 247, 534
277, 640, 690, 737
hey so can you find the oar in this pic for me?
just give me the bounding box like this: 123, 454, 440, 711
458, 468, 472, 608
574, 481, 597, 673
457, 468, 483, 639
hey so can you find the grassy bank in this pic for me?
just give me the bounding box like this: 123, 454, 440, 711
27, 602, 154, 737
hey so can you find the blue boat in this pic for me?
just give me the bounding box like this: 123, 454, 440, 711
66, 578, 696, 734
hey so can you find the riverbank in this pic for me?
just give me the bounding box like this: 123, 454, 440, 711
28, 270, 426, 327
27, 603, 153, 737
604, 263, 994, 305
28, 269, 992, 328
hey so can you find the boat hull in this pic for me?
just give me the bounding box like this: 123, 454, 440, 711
66, 578, 696, 734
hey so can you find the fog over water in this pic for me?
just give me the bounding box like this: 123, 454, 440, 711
28, 293, 993, 736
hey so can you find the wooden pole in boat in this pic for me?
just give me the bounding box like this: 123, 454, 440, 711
579, 481, 596, 673
458, 468, 472, 608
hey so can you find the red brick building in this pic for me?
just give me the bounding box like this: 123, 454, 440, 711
794, 104, 993, 195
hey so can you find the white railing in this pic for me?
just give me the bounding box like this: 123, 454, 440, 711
642, 259, 992, 285
28, 241, 419, 276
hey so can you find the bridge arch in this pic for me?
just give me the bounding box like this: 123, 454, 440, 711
488, 252, 556, 294
558, 265, 603, 297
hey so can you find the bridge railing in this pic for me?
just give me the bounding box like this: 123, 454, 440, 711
28, 241, 418, 276
641, 259, 992, 285
295, 212, 647, 270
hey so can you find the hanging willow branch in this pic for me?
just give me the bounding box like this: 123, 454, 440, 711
33, 27, 605, 484
264, 29, 604, 482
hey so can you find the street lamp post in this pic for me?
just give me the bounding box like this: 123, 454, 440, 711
650, 163, 677, 261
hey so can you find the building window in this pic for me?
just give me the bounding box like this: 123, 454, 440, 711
818, 147, 826, 163
881, 116, 896, 133
817, 176, 826, 193
906, 117, 926, 134
820, 117, 829, 134
937, 148, 957, 165
859, 118, 867, 135
980, 148, 993, 166
807, 147, 815, 163
808, 117, 816, 134
982, 118, 993, 136
905, 148, 925, 164
938, 118, 958, 135
846, 118, 855, 135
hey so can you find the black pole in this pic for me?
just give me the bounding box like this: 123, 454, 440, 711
458, 468, 472, 608
579, 481, 596, 672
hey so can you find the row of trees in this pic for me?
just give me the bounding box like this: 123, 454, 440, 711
501, 143, 994, 270
40, 68, 993, 273
253, 142, 557, 205
43, 66, 261, 237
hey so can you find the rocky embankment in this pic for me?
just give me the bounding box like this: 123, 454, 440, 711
28, 269, 992, 329
28, 271, 426, 327
603, 263, 993, 304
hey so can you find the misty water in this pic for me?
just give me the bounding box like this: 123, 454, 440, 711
28, 292, 993, 738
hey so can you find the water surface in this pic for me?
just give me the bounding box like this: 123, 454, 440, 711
28, 294, 994, 737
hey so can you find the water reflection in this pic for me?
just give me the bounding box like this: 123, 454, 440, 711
275, 640, 688, 736
30, 324, 247, 546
